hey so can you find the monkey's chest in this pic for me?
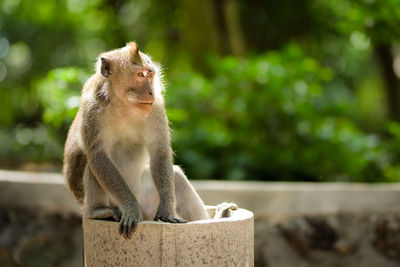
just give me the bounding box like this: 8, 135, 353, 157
111, 142, 149, 185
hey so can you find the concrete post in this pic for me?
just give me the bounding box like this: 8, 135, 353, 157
83, 207, 254, 267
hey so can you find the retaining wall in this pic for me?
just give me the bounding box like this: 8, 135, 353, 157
0, 169, 400, 266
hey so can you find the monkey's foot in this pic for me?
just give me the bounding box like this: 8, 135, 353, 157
154, 213, 187, 223
87, 206, 122, 222
214, 202, 238, 219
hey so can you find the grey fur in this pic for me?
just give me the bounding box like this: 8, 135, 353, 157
63, 42, 210, 239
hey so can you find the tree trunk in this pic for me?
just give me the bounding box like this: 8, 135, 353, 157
375, 44, 400, 121
179, 0, 247, 70
223, 0, 247, 57
179, 0, 222, 70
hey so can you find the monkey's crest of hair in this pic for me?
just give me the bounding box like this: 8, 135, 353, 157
126, 42, 142, 64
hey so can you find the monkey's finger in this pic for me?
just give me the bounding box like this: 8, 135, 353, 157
127, 217, 138, 239
119, 219, 125, 235
174, 217, 187, 223
168, 216, 179, 223
125, 217, 132, 238
159, 216, 187, 224
123, 219, 130, 238
170, 216, 187, 223
131, 220, 138, 234
119, 218, 130, 236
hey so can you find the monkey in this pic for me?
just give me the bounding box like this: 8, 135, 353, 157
63, 42, 237, 239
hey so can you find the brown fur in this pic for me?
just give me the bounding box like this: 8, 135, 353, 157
63, 42, 209, 238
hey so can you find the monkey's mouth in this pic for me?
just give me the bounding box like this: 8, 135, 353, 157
138, 101, 153, 106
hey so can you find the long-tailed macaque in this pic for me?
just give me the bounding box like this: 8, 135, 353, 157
63, 42, 213, 238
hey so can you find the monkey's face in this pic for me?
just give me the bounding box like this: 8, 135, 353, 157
106, 67, 156, 113
124, 66, 155, 112
98, 42, 159, 113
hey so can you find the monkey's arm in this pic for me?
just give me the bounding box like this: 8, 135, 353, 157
150, 151, 186, 223
146, 109, 186, 223
86, 147, 143, 237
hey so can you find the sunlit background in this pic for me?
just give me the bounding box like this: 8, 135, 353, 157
1, 0, 400, 182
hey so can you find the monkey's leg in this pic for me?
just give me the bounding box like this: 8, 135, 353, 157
83, 168, 121, 222
63, 147, 86, 205
173, 166, 210, 221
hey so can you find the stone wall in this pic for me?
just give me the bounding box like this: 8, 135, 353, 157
1, 170, 400, 267
0, 208, 82, 267
255, 213, 400, 267
194, 181, 400, 267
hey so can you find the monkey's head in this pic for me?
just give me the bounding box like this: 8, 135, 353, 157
96, 42, 163, 112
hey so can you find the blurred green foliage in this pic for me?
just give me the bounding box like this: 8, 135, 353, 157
167, 45, 400, 181
1, 0, 400, 181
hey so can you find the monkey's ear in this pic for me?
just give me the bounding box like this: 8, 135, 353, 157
100, 57, 111, 77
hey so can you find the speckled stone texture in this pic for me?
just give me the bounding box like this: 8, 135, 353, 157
83, 207, 254, 267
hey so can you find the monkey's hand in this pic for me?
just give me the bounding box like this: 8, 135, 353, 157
154, 208, 187, 223
119, 206, 143, 239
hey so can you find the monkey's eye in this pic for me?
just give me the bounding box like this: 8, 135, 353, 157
148, 71, 153, 78
138, 72, 144, 78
